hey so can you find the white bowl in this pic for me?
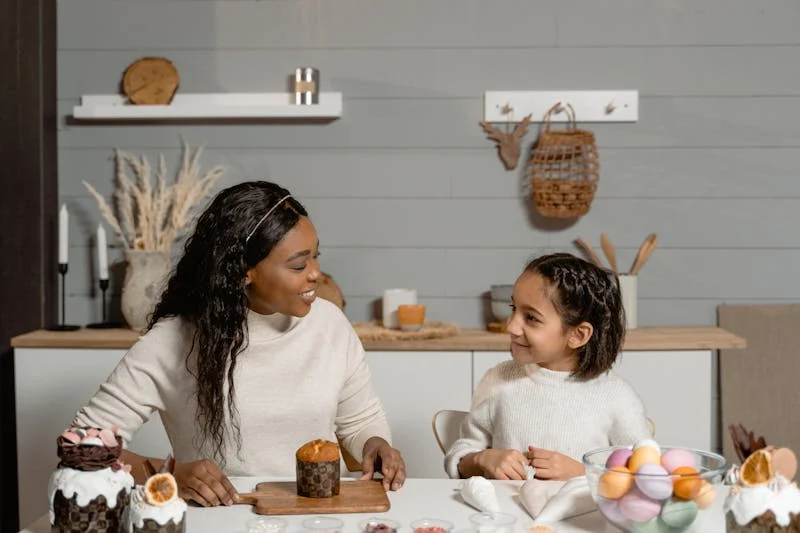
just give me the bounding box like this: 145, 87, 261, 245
490, 284, 514, 301
490, 300, 512, 322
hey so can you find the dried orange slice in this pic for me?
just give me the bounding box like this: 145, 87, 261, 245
144, 472, 178, 506
673, 466, 702, 500
740, 449, 774, 486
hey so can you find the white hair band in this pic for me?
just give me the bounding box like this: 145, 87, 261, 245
245, 194, 292, 242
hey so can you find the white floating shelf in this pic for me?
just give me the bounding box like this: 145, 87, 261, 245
72, 92, 343, 120
484, 90, 638, 123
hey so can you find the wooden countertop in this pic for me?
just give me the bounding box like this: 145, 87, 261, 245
11, 326, 746, 352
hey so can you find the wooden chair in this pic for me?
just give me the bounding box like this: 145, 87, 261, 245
432, 409, 469, 454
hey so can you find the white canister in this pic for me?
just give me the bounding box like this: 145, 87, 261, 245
618, 274, 638, 329
382, 288, 417, 329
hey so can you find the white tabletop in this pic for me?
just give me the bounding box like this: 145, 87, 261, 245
21, 477, 729, 533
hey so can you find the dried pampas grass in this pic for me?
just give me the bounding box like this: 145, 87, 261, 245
84, 140, 224, 251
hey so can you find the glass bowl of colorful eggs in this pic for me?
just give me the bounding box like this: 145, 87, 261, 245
582, 439, 728, 532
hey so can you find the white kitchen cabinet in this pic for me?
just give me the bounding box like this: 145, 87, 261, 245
366, 351, 473, 479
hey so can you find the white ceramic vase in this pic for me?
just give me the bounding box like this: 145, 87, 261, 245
121, 250, 170, 332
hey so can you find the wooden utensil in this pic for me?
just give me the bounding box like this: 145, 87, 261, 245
629, 233, 658, 275
600, 233, 618, 273
574, 238, 604, 268
236, 479, 390, 515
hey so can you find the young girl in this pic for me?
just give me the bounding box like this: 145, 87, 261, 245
445, 252, 651, 481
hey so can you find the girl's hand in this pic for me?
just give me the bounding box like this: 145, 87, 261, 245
527, 446, 585, 480
173, 459, 239, 507
476, 449, 530, 480
359, 437, 407, 491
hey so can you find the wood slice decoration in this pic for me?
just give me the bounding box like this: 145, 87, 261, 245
122, 57, 180, 105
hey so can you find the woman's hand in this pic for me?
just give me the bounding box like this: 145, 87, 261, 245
475, 449, 530, 480
527, 446, 585, 480
359, 437, 407, 491
173, 459, 239, 507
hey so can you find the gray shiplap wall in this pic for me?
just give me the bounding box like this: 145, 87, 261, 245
57, 0, 800, 328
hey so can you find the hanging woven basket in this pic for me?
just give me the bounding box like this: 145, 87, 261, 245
529, 103, 599, 219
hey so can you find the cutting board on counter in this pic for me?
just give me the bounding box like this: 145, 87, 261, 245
237, 480, 390, 515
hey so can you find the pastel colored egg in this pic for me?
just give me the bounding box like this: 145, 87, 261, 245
659, 498, 698, 529
606, 448, 634, 469
628, 446, 662, 472
672, 466, 703, 500
597, 497, 630, 526
633, 517, 672, 533
772, 447, 798, 481
693, 480, 716, 509
634, 463, 673, 500
634, 438, 661, 455
598, 466, 634, 500
619, 488, 662, 522
660, 448, 697, 473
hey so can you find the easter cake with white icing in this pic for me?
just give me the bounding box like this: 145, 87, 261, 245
724, 424, 800, 532
48, 426, 135, 533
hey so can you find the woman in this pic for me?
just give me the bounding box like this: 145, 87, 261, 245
73, 181, 406, 506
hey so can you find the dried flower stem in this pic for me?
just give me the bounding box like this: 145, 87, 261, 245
84, 140, 224, 252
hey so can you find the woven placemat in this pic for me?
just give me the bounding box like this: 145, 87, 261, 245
353, 321, 460, 341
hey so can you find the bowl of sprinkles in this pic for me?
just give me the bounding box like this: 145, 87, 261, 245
359, 517, 401, 533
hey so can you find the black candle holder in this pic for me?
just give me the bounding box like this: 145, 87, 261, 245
46, 263, 81, 331
87, 278, 122, 329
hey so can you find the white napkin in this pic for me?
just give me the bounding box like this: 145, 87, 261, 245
519, 476, 596, 523
459, 476, 501, 513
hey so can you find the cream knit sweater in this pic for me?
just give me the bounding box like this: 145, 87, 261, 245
444, 360, 652, 478
74, 298, 391, 476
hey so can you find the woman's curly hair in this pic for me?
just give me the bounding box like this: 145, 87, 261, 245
147, 181, 308, 465
524, 252, 626, 380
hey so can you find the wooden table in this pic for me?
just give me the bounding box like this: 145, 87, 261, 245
19, 477, 729, 533
11, 325, 745, 351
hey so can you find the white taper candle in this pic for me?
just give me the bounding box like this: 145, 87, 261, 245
58, 204, 68, 264
97, 224, 109, 280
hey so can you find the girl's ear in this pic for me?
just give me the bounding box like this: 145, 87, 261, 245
568, 321, 594, 349
245, 269, 253, 287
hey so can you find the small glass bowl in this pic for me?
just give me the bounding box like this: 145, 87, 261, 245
469, 512, 517, 533
247, 517, 287, 533
359, 517, 401, 533
410, 517, 455, 533
302, 516, 345, 533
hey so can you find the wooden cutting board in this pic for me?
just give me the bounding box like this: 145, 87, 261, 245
237, 480, 390, 515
